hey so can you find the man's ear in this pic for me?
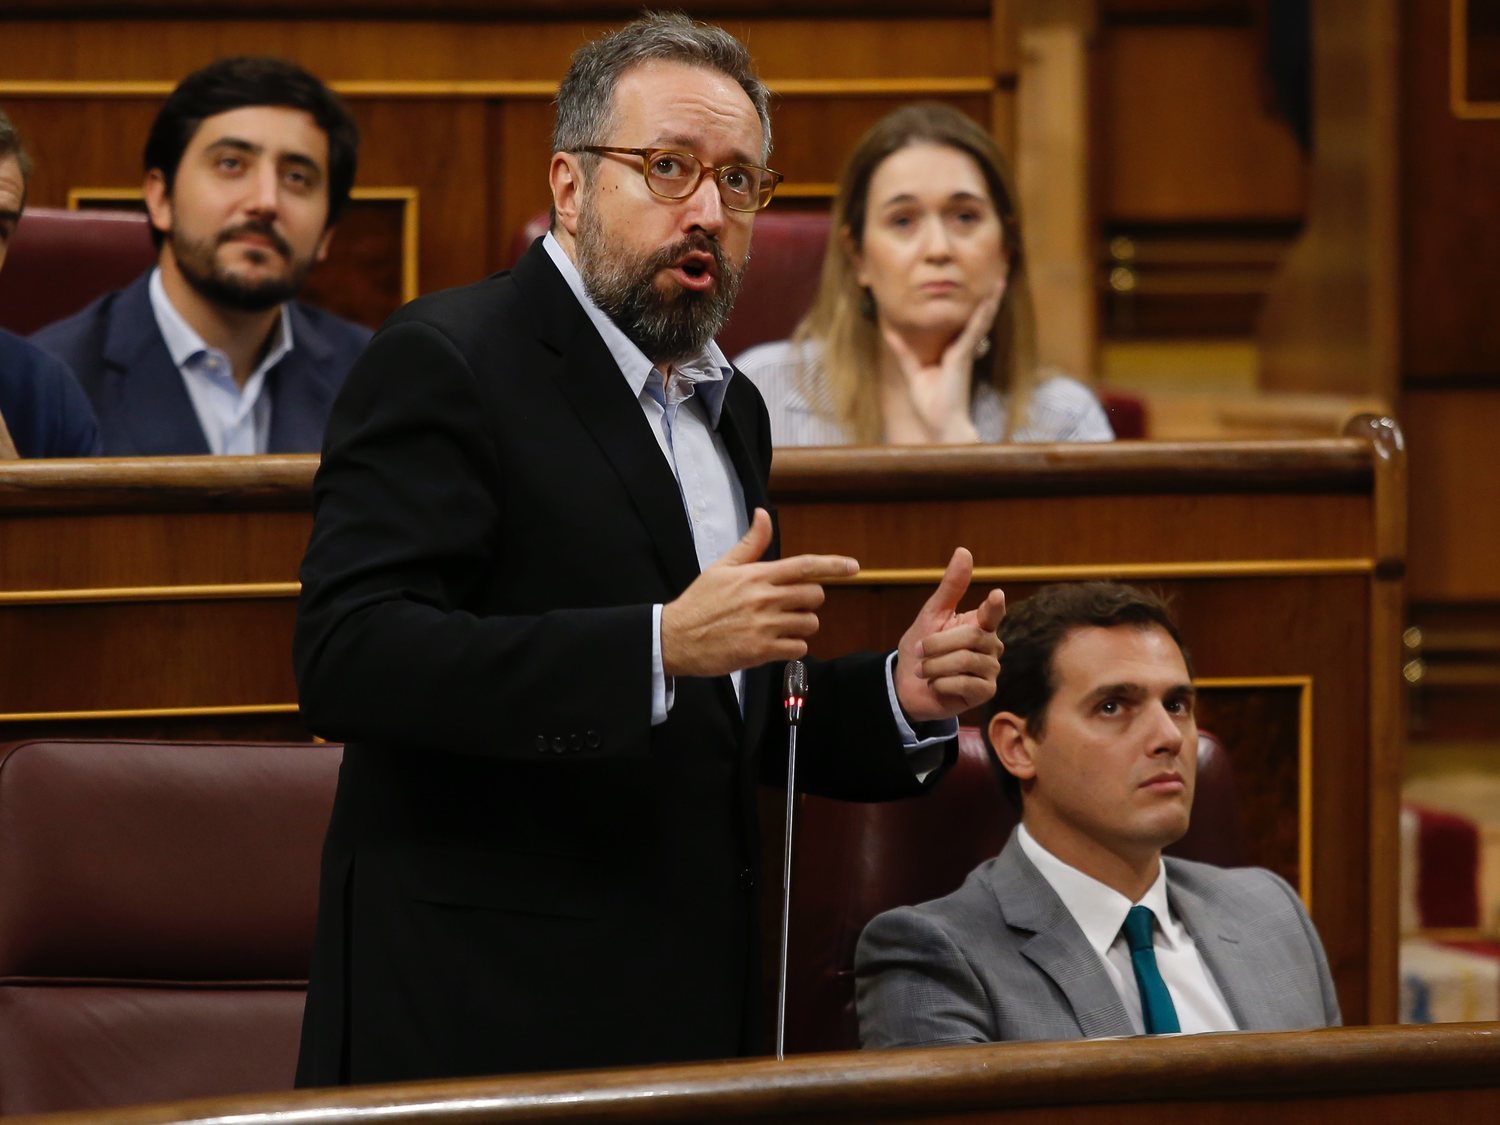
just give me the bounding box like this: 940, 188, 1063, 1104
313, 225, 335, 265
549, 152, 585, 238
988, 711, 1036, 784
143, 169, 172, 240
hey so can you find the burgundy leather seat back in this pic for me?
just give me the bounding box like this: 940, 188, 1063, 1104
716, 210, 831, 359
0, 739, 342, 1116
0, 207, 157, 335
784, 727, 1239, 1054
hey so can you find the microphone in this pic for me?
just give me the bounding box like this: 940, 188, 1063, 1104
776, 659, 808, 1061
782, 659, 808, 727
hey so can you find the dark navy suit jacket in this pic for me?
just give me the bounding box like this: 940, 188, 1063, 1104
31, 270, 371, 455
0, 327, 101, 457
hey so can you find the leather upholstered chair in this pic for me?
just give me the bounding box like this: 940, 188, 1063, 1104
509, 209, 1147, 436
714, 210, 831, 360
0, 738, 341, 1116
781, 726, 1240, 1055
0, 207, 157, 336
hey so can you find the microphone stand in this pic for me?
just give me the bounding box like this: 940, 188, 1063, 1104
776, 660, 807, 1061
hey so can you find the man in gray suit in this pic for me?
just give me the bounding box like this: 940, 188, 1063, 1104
856, 581, 1340, 1047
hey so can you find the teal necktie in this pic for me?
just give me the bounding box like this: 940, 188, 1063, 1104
1123, 905, 1180, 1034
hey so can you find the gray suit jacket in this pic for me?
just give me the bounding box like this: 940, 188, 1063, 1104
855, 832, 1341, 1047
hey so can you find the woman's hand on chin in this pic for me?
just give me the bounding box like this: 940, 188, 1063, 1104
880, 285, 1002, 444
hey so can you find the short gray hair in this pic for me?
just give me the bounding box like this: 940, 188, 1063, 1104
0, 108, 33, 199
553, 11, 772, 166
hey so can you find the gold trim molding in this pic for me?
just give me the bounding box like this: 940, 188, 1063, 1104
0, 77, 992, 100
0, 582, 299, 606
0, 703, 299, 723
1451, 0, 1500, 119
3, 563, 1374, 606
833, 559, 1375, 586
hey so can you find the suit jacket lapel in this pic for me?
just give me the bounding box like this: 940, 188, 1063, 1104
513, 242, 701, 596
989, 836, 1136, 1039
267, 302, 337, 453
102, 275, 210, 455
1166, 863, 1270, 1030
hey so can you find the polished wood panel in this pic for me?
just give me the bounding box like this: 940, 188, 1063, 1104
1404, 386, 1500, 602
14, 1024, 1500, 1125
0, 436, 1406, 1024
1257, 0, 1398, 399
1016, 0, 1097, 379
1396, 0, 1500, 743
1402, 0, 1500, 379
1097, 25, 1307, 222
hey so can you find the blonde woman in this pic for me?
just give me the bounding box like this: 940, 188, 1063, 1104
737, 103, 1111, 445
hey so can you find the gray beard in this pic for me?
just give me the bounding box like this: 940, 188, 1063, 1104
575, 199, 745, 365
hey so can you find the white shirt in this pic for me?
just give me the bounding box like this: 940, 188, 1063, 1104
1016, 823, 1238, 1035
541, 234, 949, 764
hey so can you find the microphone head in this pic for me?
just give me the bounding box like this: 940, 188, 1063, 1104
783, 660, 808, 726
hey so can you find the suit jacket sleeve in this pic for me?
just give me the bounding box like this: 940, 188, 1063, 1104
855, 904, 995, 1048
1265, 868, 1342, 1027
295, 316, 654, 759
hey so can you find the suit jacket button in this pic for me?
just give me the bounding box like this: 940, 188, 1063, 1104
737, 867, 755, 892
585, 730, 601, 749
568, 732, 582, 752
535, 735, 547, 753
551, 736, 566, 753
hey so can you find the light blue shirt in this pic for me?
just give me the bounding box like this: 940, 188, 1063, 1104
541, 233, 948, 760
147, 267, 292, 455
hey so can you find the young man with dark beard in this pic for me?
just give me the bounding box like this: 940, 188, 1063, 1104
32, 57, 368, 455
292, 11, 1006, 1086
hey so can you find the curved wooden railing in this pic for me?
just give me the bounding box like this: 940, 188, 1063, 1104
14, 1023, 1500, 1124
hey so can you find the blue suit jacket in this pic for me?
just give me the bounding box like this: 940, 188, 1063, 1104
0, 327, 101, 457
31, 271, 371, 455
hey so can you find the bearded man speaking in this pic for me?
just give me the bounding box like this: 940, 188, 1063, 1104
291, 11, 1006, 1086
32, 56, 368, 455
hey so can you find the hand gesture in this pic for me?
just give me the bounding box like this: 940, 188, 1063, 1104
882, 284, 1004, 444
894, 547, 1005, 723
661, 508, 858, 678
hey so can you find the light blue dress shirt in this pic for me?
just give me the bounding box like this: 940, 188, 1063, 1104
147, 267, 292, 455
541, 233, 951, 763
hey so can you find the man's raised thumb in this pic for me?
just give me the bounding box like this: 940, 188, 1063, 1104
721, 507, 773, 566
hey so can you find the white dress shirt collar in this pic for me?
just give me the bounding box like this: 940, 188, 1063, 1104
1016, 822, 1178, 957
540, 231, 732, 425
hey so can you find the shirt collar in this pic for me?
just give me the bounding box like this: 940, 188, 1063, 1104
1016, 823, 1177, 957
540, 230, 733, 425
147, 266, 294, 379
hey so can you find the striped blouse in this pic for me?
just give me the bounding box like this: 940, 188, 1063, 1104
734, 338, 1115, 447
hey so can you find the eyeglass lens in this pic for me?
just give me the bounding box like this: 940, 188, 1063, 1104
645, 151, 767, 209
